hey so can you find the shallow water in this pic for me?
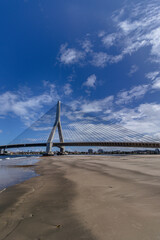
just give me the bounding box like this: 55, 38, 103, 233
0, 155, 40, 191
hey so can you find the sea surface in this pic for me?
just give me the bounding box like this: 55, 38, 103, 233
0, 155, 40, 191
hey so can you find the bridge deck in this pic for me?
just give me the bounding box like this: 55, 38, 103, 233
0, 141, 160, 149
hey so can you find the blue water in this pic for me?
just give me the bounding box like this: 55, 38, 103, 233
0, 155, 40, 191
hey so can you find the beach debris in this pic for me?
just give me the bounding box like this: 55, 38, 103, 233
53, 224, 62, 228
7, 164, 35, 168
56, 224, 61, 228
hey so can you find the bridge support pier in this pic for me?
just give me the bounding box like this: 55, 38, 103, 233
46, 142, 54, 155
0, 148, 5, 155
46, 101, 65, 155
60, 147, 65, 154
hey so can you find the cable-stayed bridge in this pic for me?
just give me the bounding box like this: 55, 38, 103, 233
0, 101, 160, 154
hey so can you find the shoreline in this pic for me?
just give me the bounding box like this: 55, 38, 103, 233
1, 155, 160, 239
0, 156, 40, 192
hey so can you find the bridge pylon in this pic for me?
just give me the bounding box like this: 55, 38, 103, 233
46, 101, 64, 155
0, 148, 5, 155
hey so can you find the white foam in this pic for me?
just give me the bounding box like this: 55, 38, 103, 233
0, 188, 6, 194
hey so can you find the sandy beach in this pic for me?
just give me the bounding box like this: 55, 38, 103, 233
1, 155, 160, 240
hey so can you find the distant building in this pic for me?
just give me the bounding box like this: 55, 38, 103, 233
98, 149, 104, 154
155, 148, 160, 154
88, 149, 93, 154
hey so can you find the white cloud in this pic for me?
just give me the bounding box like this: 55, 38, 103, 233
83, 74, 96, 88
116, 85, 149, 105
0, 130, 2, 133
31, 127, 52, 131
63, 83, 72, 95
68, 96, 114, 115
122, 103, 160, 137
104, 102, 160, 138
109, 54, 123, 63
57, 2, 160, 68
80, 96, 114, 112
64, 95, 160, 140
118, 20, 140, 34
91, 52, 123, 66
152, 77, 160, 89
59, 44, 85, 64
122, 38, 147, 56
145, 71, 160, 89
98, 31, 106, 37
128, 65, 138, 76
146, 27, 160, 58
0, 85, 59, 125
101, 33, 117, 48
146, 71, 159, 80
117, 3, 160, 60
81, 39, 93, 53
43, 81, 57, 95
96, 2, 160, 64
91, 52, 109, 67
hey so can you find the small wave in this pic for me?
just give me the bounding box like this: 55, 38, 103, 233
11, 156, 37, 160
0, 188, 6, 194
6, 158, 10, 160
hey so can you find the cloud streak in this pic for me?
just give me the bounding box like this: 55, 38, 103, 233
0, 85, 59, 125
57, 1, 160, 68
63, 83, 73, 95
58, 43, 85, 65
106, 102, 160, 138
83, 74, 97, 88
112, 1, 160, 61
116, 85, 149, 105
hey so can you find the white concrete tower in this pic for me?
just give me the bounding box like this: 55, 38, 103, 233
46, 101, 64, 154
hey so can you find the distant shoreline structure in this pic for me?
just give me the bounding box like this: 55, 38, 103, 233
1, 148, 160, 156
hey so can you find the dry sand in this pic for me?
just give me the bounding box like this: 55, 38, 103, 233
1, 155, 160, 240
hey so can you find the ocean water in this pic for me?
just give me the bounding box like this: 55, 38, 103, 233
0, 155, 40, 191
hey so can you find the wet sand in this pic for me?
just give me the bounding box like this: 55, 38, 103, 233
1, 155, 160, 240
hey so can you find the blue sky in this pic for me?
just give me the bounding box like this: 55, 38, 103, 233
0, 0, 160, 145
